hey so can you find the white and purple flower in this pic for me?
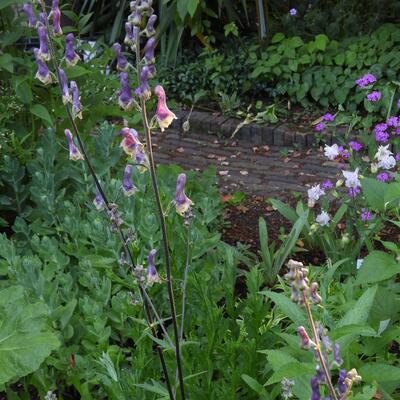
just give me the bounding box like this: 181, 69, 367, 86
154, 85, 177, 132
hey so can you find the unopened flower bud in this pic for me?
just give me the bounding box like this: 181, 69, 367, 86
58, 68, 71, 105
93, 187, 106, 211
22, 4, 37, 28
336, 179, 343, 188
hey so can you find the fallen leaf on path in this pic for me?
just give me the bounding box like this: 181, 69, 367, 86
176, 147, 184, 153
217, 156, 227, 161
221, 161, 230, 166
263, 145, 270, 151
240, 170, 248, 176
207, 154, 217, 159
283, 157, 291, 163
252, 146, 259, 153
219, 170, 229, 176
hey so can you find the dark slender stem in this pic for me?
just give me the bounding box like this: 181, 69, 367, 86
38, 3, 175, 398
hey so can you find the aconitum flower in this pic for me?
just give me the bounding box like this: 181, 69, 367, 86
124, 22, 135, 46
337, 369, 348, 396
147, 249, 161, 285
387, 116, 399, 127
39, 12, 47, 26
361, 209, 372, 222
397, 99, 400, 109
135, 66, 151, 100
349, 141, 362, 151
341, 150, 350, 159
93, 187, 106, 211
130, 9, 142, 26
52, 0, 63, 36
366, 91, 381, 102
297, 326, 313, 349
118, 71, 134, 110
174, 173, 194, 216
342, 168, 360, 189
64, 129, 84, 161
316, 211, 330, 226
58, 68, 71, 105
321, 179, 333, 190
144, 14, 157, 37
355, 73, 376, 88
324, 143, 339, 160
65, 33, 80, 66
37, 26, 50, 61
377, 172, 391, 182
322, 113, 334, 122
310, 376, 320, 400
119, 127, 142, 157
122, 164, 137, 196
333, 343, 343, 366
396, 127, 400, 136
22, 4, 37, 28
144, 37, 156, 65
34, 48, 52, 85
154, 85, 177, 132
375, 144, 392, 160
307, 184, 325, 207
70, 81, 82, 119
310, 282, 322, 304
289, 8, 297, 16
113, 43, 128, 71
315, 122, 325, 132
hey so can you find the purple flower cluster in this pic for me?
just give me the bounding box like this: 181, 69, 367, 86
315, 122, 325, 132
366, 90, 381, 102
322, 113, 335, 122
377, 172, 391, 182
348, 141, 362, 151
355, 73, 376, 88
361, 209, 372, 222
374, 123, 389, 143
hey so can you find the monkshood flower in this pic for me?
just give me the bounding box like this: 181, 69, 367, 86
51, 0, 63, 36
130, 9, 142, 26
135, 66, 152, 100
39, 12, 47, 27
348, 186, 361, 198
113, 43, 128, 71
154, 85, 177, 132
349, 140, 362, 151
377, 172, 391, 182
360, 209, 372, 222
64, 129, 84, 161
122, 164, 137, 196
324, 144, 339, 160
119, 127, 142, 157
70, 81, 82, 119
298, 326, 314, 349
333, 343, 343, 367
310, 376, 320, 400
355, 73, 376, 88
34, 48, 52, 85
315, 122, 325, 132
322, 113, 335, 122
310, 282, 322, 304
118, 72, 134, 110
289, 8, 297, 16
144, 37, 156, 65
174, 173, 194, 216
337, 369, 348, 397
37, 25, 50, 61
147, 249, 161, 285
366, 90, 381, 102
321, 180, 333, 190
316, 211, 330, 226
93, 187, 106, 211
307, 184, 325, 207
65, 33, 80, 66
144, 14, 157, 37
58, 68, 71, 105
387, 116, 399, 127
124, 22, 137, 46
281, 378, 295, 399
398, 99, 400, 109
22, 4, 37, 28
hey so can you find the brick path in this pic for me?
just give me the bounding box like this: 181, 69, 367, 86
153, 129, 343, 198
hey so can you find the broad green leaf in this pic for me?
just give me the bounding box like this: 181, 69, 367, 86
0, 54, 13, 72
261, 350, 297, 371
187, 0, 199, 17
359, 363, 400, 383
331, 324, 376, 340
241, 374, 270, 399
269, 199, 298, 224
31, 104, 53, 127
266, 362, 314, 385
271, 33, 285, 43
361, 178, 387, 212
356, 251, 400, 284
315, 34, 329, 51
177, 0, 188, 20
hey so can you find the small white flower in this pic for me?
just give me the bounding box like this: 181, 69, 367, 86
377, 155, 396, 170
370, 163, 379, 173
342, 168, 360, 188
307, 184, 325, 207
324, 144, 340, 160
374, 145, 392, 161
356, 259, 364, 270
316, 211, 330, 226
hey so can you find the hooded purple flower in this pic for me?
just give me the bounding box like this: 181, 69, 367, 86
113, 43, 128, 71
315, 122, 325, 132
348, 141, 362, 151
143, 37, 156, 65
174, 173, 194, 216
119, 127, 141, 156
366, 91, 381, 102
337, 369, 348, 396
333, 343, 343, 367
397, 99, 400, 109
360, 209, 372, 222
93, 187, 106, 211
118, 72, 134, 110
122, 164, 137, 196
310, 282, 322, 304
22, 4, 37, 28
64, 129, 84, 161
144, 14, 157, 37
310, 376, 320, 400
135, 66, 151, 100
154, 85, 177, 131
51, 0, 62, 36
130, 9, 141, 26
124, 22, 135, 46
355, 73, 376, 88
297, 326, 313, 349
70, 81, 82, 119
348, 186, 360, 198
58, 68, 71, 104
37, 25, 50, 61
39, 12, 47, 26
34, 48, 52, 85
377, 172, 391, 182
322, 113, 334, 122
147, 249, 161, 285
65, 33, 80, 66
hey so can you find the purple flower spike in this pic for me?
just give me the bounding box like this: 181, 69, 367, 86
118, 72, 134, 110
337, 369, 348, 396
377, 172, 391, 182
355, 73, 376, 88
93, 187, 106, 211
37, 26, 50, 61
122, 165, 137, 196
322, 113, 334, 122
174, 173, 194, 216
22, 4, 37, 28
34, 48, 52, 85
52, 0, 62, 36
366, 91, 381, 102
64, 129, 84, 161
65, 33, 80, 66
144, 37, 156, 65
315, 122, 325, 132
147, 249, 161, 285
348, 141, 362, 151
144, 14, 157, 37
70, 81, 83, 120
135, 66, 151, 100
361, 209, 372, 222
310, 376, 321, 400
113, 43, 129, 71
334, 343, 343, 366
297, 326, 313, 349
155, 85, 177, 132
58, 68, 71, 105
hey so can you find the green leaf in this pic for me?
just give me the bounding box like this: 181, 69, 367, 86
271, 33, 285, 43
30, 104, 53, 127
177, 0, 188, 20
269, 199, 298, 224
359, 363, 400, 383
315, 34, 329, 51
241, 374, 270, 399
331, 324, 377, 340
266, 362, 314, 385
334, 53, 345, 65
187, 0, 199, 17
361, 177, 388, 211
356, 251, 400, 284
0, 54, 13, 73
0, 286, 60, 385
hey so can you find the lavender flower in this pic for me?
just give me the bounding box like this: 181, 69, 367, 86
144, 14, 157, 37
34, 48, 52, 85
51, 0, 63, 36
321, 180, 333, 190
377, 172, 391, 182
289, 8, 297, 16
113, 43, 128, 71
64, 129, 84, 161
322, 113, 335, 122
65, 33, 80, 66
37, 26, 50, 61
122, 165, 137, 196
315, 122, 325, 132
316, 211, 330, 227
307, 184, 325, 207
387, 116, 399, 127
58, 68, 71, 105
147, 249, 161, 285
143, 37, 156, 65
174, 173, 194, 216
281, 378, 295, 399
70, 81, 82, 119
118, 72, 134, 110
154, 85, 177, 132
22, 4, 37, 28
355, 73, 376, 88
135, 66, 152, 100
366, 91, 381, 102
348, 141, 362, 151
310, 376, 320, 400
360, 209, 372, 222
93, 187, 106, 211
